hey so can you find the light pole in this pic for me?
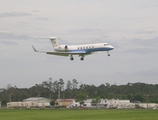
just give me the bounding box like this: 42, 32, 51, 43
144, 94, 149, 108
147, 95, 149, 108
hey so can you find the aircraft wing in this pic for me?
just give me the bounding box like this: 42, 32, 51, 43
32, 46, 91, 57
47, 51, 90, 56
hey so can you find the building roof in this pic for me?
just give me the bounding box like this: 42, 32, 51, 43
23, 97, 51, 103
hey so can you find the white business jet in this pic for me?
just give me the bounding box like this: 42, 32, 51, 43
32, 37, 114, 61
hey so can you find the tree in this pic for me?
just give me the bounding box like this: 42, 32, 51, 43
66, 80, 72, 90
2, 80, 158, 107
105, 83, 110, 88
96, 96, 101, 103
58, 79, 64, 91
52, 81, 58, 92
57, 79, 65, 99
75, 92, 87, 105
72, 79, 78, 89
91, 96, 101, 107
50, 100, 55, 106
132, 94, 145, 102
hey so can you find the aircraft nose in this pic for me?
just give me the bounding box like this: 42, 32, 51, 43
110, 45, 114, 50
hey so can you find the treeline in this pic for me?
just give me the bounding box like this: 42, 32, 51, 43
0, 78, 158, 106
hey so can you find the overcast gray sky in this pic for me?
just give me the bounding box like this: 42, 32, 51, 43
0, 0, 158, 88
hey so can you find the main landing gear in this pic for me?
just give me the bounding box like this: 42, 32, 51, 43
70, 55, 74, 61
70, 55, 84, 61
80, 56, 84, 61
70, 57, 74, 61
80, 55, 84, 61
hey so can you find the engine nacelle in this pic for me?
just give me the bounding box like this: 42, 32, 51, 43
65, 45, 68, 50
57, 45, 68, 51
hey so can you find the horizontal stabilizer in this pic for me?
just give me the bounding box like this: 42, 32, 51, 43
32, 46, 47, 53
32, 45, 37, 52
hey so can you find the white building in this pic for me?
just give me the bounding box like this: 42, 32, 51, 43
136, 103, 157, 109
83, 99, 107, 108
83, 99, 134, 109
106, 99, 135, 108
83, 99, 92, 107
56, 99, 80, 108
7, 97, 51, 108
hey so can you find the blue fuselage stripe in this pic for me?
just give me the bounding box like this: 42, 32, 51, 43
67, 47, 112, 53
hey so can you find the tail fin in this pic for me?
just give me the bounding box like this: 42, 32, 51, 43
50, 37, 60, 48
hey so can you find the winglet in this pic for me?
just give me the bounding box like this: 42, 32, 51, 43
32, 45, 37, 52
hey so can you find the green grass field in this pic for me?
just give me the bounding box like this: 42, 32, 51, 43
0, 109, 158, 120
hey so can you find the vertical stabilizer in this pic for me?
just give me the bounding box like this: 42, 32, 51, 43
50, 37, 61, 48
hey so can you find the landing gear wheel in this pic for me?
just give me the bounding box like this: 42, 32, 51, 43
70, 57, 74, 61
80, 57, 84, 61
107, 51, 110, 56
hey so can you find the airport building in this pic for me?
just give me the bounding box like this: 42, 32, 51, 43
83, 99, 135, 109
135, 103, 158, 109
7, 97, 51, 108
56, 99, 80, 108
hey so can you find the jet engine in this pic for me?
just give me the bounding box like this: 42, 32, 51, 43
57, 45, 68, 51
65, 45, 68, 50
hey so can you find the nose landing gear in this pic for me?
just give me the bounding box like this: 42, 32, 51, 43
107, 51, 110, 56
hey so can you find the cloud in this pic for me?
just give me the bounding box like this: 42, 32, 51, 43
63, 28, 108, 43
122, 37, 158, 54
132, 67, 158, 77
0, 12, 32, 18
36, 17, 51, 21
127, 48, 157, 54
0, 41, 18, 45
136, 30, 155, 34
134, 37, 158, 47
0, 32, 32, 40
68, 28, 104, 34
